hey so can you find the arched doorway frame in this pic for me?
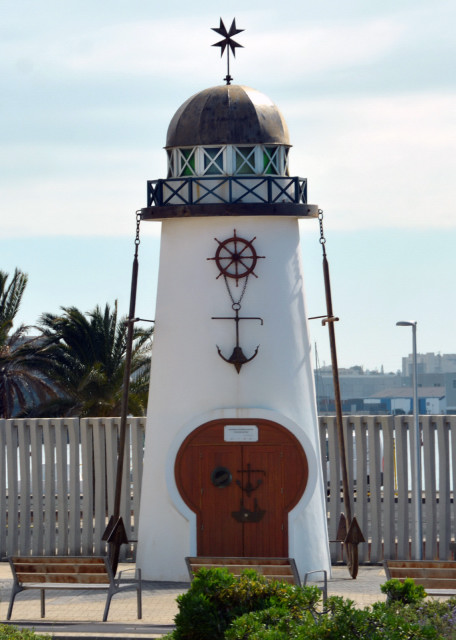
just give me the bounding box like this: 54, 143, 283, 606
165, 407, 320, 555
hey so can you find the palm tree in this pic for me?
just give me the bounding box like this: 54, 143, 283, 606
0, 269, 27, 343
0, 269, 57, 418
35, 302, 152, 417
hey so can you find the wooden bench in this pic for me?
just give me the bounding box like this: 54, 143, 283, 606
185, 557, 301, 586
7, 556, 142, 622
384, 560, 456, 597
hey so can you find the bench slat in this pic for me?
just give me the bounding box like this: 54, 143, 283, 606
387, 571, 456, 580
405, 580, 456, 589
192, 557, 292, 566
384, 560, 456, 595
387, 561, 456, 570
14, 564, 107, 575
190, 563, 293, 575
12, 556, 105, 565
186, 557, 301, 586
188, 556, 290, 566
194, 556, 290, 565
16, 573, 110, 584
20, 582, 114, 589
8, 556, 142, 622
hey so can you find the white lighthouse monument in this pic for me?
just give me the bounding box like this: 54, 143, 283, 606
136, 21, 330, 581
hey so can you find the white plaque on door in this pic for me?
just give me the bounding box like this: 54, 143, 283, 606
224, 425, 258, 442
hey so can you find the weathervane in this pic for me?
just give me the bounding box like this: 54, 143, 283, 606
212, 18, 244, 85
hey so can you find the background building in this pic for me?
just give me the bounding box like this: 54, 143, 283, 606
364, 387, 446, 415
402, 353, 456, 376
315, 353, 456, 414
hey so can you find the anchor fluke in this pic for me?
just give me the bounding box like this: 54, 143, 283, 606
216, 344, 259, 373
232, 499, 266, 523
345, 516, 365, 546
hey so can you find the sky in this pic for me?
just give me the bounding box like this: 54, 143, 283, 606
1, 0, 455, 373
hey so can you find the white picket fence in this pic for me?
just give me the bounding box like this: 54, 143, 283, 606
0, 417, 145, 559
320, 415, 456, 563
0, 416, 454, 562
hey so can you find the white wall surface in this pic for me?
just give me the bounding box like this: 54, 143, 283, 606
137, 215, 330, 580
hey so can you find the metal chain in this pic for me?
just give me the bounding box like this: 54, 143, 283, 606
134, 211, 141, 253
318, 208, 327, 256
223, 273, 249, 308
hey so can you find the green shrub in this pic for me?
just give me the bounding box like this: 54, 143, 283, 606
0, 625, 50, 640
170, 570, 451, 640
381, 578, 427, 605
324, 598, 438, 640
382, 596, 456, 640
227, 595, 440, 640
225, 604, 317, 640
172, 568, 321, 640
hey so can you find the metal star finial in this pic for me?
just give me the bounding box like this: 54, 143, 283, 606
212, 18, 244, 85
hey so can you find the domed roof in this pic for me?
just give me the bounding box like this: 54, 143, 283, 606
166, 84, 290, 148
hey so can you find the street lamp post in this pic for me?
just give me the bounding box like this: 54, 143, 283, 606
396, 321, 422, 560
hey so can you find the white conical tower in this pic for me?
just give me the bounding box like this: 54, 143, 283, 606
136, 81, 330, 581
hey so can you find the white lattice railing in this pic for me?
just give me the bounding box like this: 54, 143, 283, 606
0, 416, 454, 561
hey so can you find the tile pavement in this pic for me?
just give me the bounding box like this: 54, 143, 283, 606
0, 562, 387, 638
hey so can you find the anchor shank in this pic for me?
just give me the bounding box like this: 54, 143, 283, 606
322, 252, 352, 527
106, 235, 139, 575
211, 313, 263, 372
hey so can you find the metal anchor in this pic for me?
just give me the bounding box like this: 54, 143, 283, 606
235, 463, 265, 496
212, 304, 263, 373
232, 498, 266, 523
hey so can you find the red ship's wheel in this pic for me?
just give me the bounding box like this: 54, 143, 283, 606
212, 230, 263, 280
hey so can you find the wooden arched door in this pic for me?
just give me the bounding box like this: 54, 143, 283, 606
175, 419, 308, 557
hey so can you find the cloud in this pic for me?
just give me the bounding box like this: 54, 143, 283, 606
1, 2, 454, 237
3, 16, 213, 80
0, 146, 163, 237
2, 91, 454, 237
287, 93, 456, 230
245, 18, 405, 78
2, 13, 405, 82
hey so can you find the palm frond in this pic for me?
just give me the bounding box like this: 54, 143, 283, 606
33, 301, 152, 417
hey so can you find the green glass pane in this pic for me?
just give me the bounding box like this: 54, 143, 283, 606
205, 147, 221, 159
205, 164, 222, 175
263, 147, 278, 175
180, 149, 195, 176
235, 147, 255, 174
204, 148, 223, 174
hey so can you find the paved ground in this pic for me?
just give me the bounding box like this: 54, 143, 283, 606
0, 562, 387, 639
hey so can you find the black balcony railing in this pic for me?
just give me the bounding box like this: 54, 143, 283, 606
147, 176, 308, 207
